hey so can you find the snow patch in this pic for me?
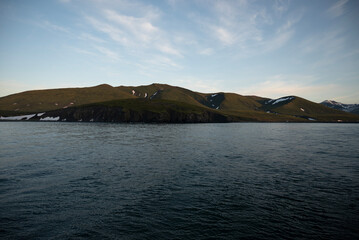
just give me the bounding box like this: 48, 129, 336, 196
300, 108, 305, 112
0, 114, 36, 121
132, 90, 136, 95
211, 94, 218, 97
266, 96, 294, 105
37, 112, 45, 116
308, 118, 316, 121
40, 116, 60, 121
150, 91, 158, 99
144, 93, 148, 98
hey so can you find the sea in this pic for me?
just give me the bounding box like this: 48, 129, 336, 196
0, 122, 358, 239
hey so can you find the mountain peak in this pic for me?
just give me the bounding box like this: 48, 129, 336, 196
321, 100, 359, 115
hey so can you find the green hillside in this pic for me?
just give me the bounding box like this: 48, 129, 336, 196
0, 84, 134, 112
260, 96, 358, 122
1, 83, 359, 122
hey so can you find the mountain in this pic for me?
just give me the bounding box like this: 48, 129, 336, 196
1, 83, 359, 123
321, 100, 359, 115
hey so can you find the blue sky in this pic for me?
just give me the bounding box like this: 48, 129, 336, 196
0, 0, 358, 103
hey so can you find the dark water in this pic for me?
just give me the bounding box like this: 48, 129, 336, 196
0, 122, 359, 239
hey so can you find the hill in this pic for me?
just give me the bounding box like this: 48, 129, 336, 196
321, 100, 359, 115
1, 84, 358, 123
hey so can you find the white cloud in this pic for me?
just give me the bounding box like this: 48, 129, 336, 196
327, 0, 349, 18
213, 26, 236, 45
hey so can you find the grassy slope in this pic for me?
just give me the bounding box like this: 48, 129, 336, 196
0, 84, 134, 112
220, 93, 262, 111
1, 83, 358, 122
120, 84, 264, 112
119, 83, 209, 107
268, 97, 359, 122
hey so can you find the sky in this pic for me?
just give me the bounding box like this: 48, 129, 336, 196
0, 0, 358, 103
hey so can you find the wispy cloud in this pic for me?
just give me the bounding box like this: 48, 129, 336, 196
157, 44, 183, 57
84, 6, 183, 61
273, 0, 290, 16
85, 16, 130, 45
327, 0, 349, 18
79, 33, 106, 43
70, 46, 97, 56
144, 55, 182, 69
39, 20, 70, 34
198, 48, 214, 55
94, 46, 120, 60
213, 26, 236, 46
104, 9, 159, 43
300, 29, 346, 67
191, 0, 297, 56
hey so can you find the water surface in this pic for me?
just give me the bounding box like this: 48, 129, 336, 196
0, 122, 358, 239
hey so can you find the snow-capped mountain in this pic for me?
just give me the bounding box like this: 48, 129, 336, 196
321, 100, 359, 115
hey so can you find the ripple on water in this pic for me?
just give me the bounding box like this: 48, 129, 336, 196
0, 122, 358, 239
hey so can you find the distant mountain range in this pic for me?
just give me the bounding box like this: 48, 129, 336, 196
1, 83, 358, 123
321, 100, 359, 115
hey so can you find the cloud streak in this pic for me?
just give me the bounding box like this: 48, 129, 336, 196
94, 46, 120, 60
327, 0, 349, 18
104, 9, 159, 43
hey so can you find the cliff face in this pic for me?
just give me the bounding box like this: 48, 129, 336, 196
35, 105, 229, 123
